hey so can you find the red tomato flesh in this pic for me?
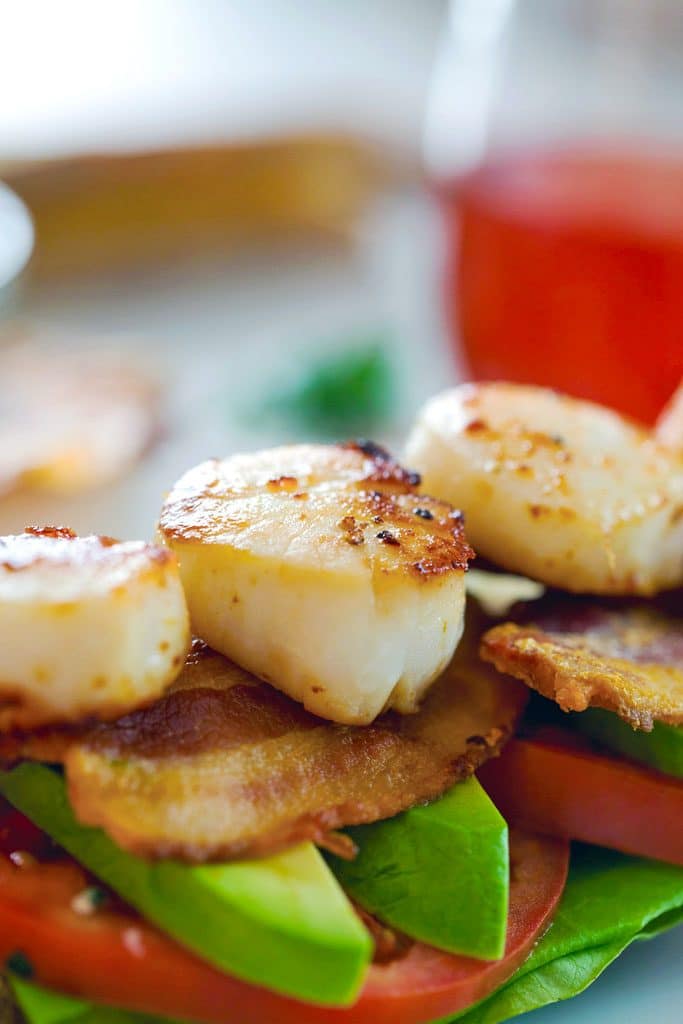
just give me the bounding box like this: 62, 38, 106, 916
479, 727, 683, 866
0, 798, 568, 1024
442, 148, 683, 424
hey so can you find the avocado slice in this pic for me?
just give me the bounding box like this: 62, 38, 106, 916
8, 976, 171, 1024
329, 776, 509, 960
572, 708, 683, 779
0, 764, 371, 1007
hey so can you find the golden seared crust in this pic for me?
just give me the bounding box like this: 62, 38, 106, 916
65, 617, 526, 862
481, 598, 683, 730
0, 526, 174, 577
335, 489, 472, 578
343, 439, 423, 487
158, 442, 473, 580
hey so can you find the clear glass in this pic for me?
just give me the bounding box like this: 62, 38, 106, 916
425, 0, 683, 423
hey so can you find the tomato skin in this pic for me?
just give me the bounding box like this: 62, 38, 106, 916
0, 855, 247, 1024
0, 804, 569, 1024
0, 801, 51, 859
309, 831, 568, 1024
479, 728, 683, 866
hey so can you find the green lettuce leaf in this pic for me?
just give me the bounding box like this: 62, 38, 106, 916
449, 844, 683, 1023
572, 708, 683, 779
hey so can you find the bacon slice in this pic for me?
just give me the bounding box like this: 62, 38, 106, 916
65, 619, 527, 863
0, 724, 81, 766
481, 595, 683, 730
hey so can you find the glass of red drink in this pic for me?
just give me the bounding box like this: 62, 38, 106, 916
425, 0, 683, 423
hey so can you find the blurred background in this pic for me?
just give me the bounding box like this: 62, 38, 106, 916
0, 0, 681, 541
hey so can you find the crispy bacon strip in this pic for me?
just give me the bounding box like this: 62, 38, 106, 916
0, 725, 80, 767
481, 595, 683, 731
65, 616, 526, 863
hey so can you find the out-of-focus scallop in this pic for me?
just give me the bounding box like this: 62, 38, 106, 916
0, 339, 159, 497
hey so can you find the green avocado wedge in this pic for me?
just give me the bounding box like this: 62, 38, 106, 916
7, 976, 175, 1024
0, 764, 372, 1008
572, 707, 683, 779
8, 845, 683, 1024
329, 777, 509, 960
449, 844, 683, 1023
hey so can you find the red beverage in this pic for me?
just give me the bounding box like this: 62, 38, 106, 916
442, 148, 683, 423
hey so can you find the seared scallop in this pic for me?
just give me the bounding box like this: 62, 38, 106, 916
158, 442, 473, 724
405, 383, 683, 595
0, 527, 190, 729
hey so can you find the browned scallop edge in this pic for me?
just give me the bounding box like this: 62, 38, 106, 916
159, 443, 474, 578
345, 439, 423, 488
1, 527, 175, 578
339, 487, 474, 578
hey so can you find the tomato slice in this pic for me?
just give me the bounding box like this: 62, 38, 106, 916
320, 830, 567, 1024
0, 798, 568, 1024
479, 727, 683, 866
